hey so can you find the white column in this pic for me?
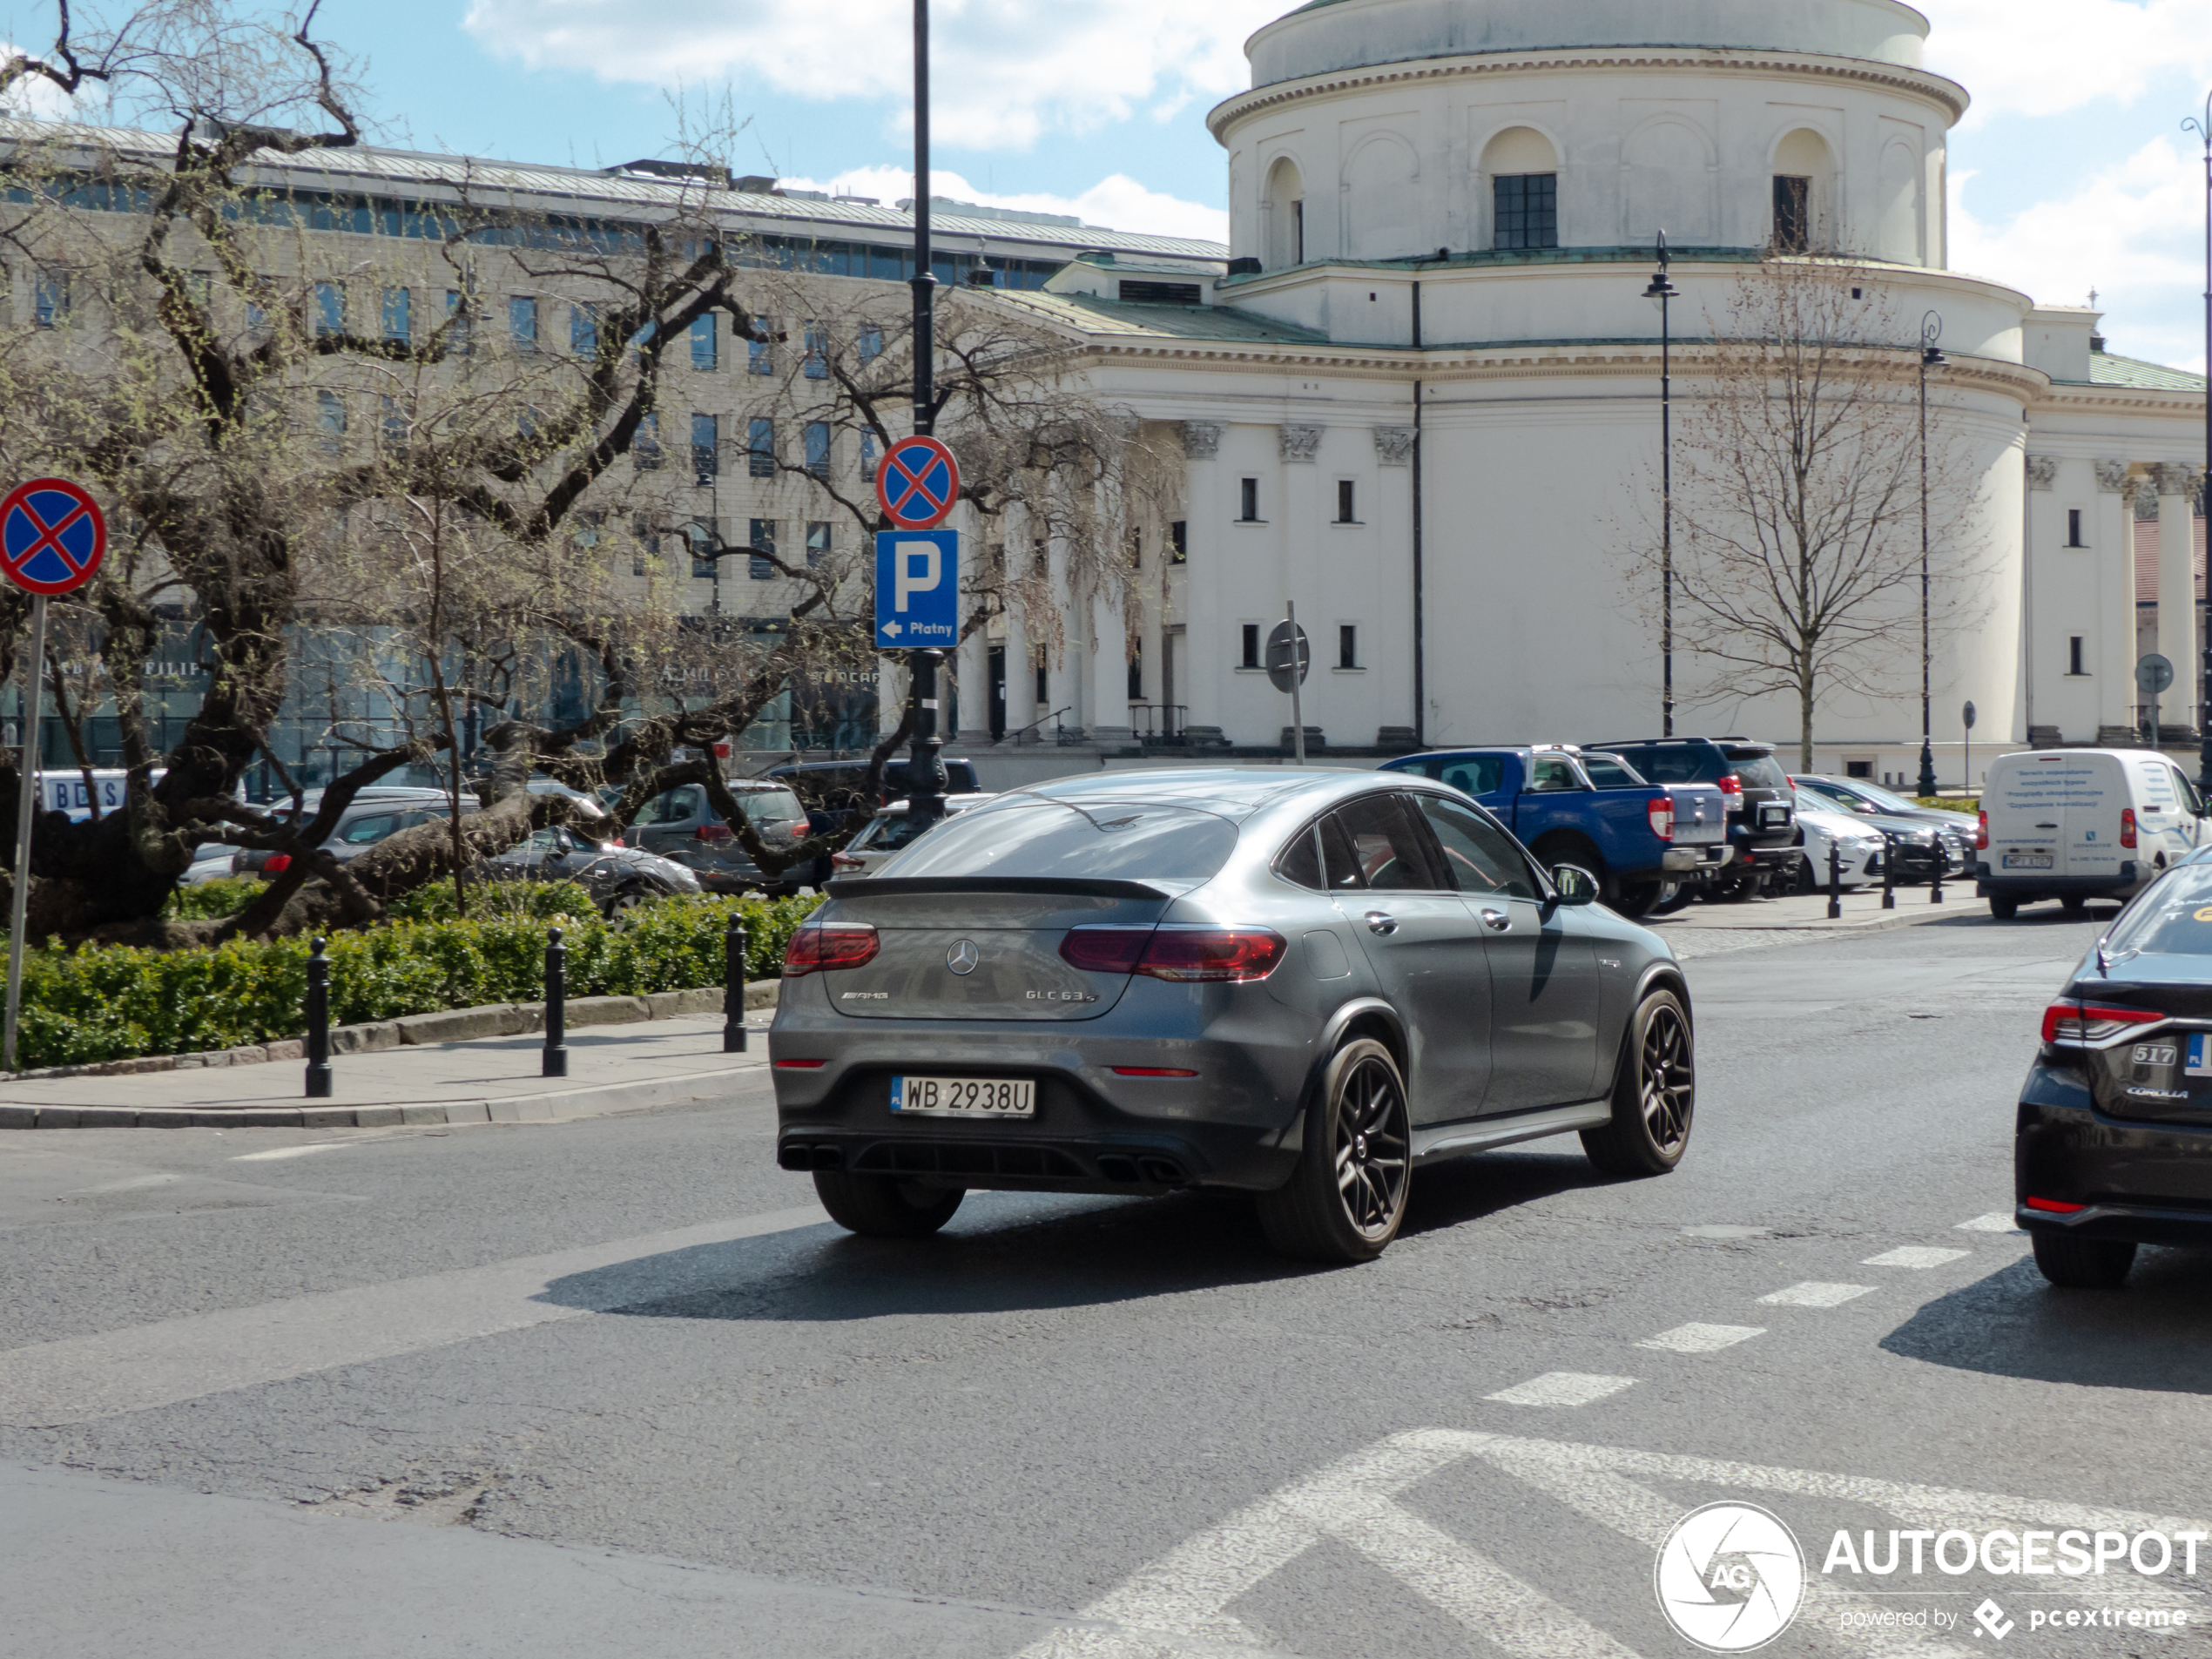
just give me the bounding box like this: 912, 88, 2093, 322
2094, 461, 2137, 740
1280, 423, 1324, 749
1089, 581, 1132, 743
953, 610, 989, 741
1177, 422, 1224, 742
1374, 427, 1417, 746
2156, 462, 2201, 738
1139, 531, 1166, 742
1045, 531, 1077, 738
1002, 595, 1033, 738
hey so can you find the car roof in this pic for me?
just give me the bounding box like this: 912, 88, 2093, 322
1001, 767, 1415, 822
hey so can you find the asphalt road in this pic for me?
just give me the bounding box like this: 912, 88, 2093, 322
3, 906, 2209, 1658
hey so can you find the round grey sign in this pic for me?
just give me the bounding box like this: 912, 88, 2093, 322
2139, 653, 2175, 695
1265, 621, 1311, 694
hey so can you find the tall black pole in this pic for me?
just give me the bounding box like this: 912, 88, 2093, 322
1918, 311, 1944, 800
2189, 94, 2212, 788
1643, 236, 1678, 737
905, 0, 948, 826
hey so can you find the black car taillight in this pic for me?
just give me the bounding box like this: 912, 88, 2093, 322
1061, 927, 1151, 974
2041, 1000, 2164, 1045
1059, 926, 1288, 982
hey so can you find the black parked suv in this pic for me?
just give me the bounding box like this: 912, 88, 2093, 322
767, 757, 983, 887
1589, 737, 1801, 898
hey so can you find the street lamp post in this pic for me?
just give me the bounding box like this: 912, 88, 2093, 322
1643, 233, 1678, 738
1918, 311, 1946, 799
903, 0, 948, 826
2185, 92, 2212, 788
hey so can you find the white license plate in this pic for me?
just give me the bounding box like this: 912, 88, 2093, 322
2003, 852, 2054, 870
890, 1076, 1036, 1117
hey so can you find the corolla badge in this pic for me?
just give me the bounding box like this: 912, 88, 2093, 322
946, 939, 981, 975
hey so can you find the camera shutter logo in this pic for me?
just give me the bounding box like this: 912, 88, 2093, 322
1654, 1501, 1806, 1652
945, 939, 981, 976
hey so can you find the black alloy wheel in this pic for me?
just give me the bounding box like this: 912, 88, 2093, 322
1583, 988, 1695, 1177
1258, 1037, 1412, 1264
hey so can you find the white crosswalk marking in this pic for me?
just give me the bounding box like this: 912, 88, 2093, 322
1486, 1372, 1637, 1406
1015, 1433, 2212, 1659
1757, 1281, 1876, 1307
1863, 1247, 1971, 1269
1955, 1212, 2022, 1232
1638, 1322, 1765, 1353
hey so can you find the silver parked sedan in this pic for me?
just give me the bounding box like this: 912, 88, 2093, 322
770, 769, 1695, 1264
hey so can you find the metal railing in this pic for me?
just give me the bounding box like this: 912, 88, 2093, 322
1130, 704, 1190, 743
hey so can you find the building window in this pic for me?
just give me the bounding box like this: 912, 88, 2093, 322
1773, 176, 1811, 253
571, 303, 598, 357
509, 294, 538, 354
313, 280, 345, 340
2067, 509, 2086, 548
635, 409, 662, 470
806, 521, 832, 568
32, 273, 66, 328
1128, 644, 1143, 703
748, 317, 774, 375
1170, 521, 1188, 563
860, 430, 877, 480
1239, 478, 1259, 522
315, 389, 346, 454
689, 518, 719, 579
749, 417, 776, 477
1492, 173, 1558, 251
805, 421, 832, 479
691, 314, 718, 371
445, 290, 470, 355
379, 395, 404, 453
2069, 636, 2087, 676
381, 287, 410, 347
1292, 200, 1305, 265
1339, 624, 1359, 670
1845, 760, 1874, 779
749, 518, 778, 579
803, 320, 828, 379
691, 414, 719, 484
859, 323, 884, 363
631, 514, 658, 575
1241, 624, 1261, 669
571, 508, 604, 551
1336, 480, 1357, 523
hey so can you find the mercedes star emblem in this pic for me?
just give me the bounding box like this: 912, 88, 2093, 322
946, 939, 981, 975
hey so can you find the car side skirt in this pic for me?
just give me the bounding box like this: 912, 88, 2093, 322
1413, 1100, 1612, 1165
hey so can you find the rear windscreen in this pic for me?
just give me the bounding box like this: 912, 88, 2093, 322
1729, 752, 1793, 793
1581, 753, 1648, 788
1622, 747, 1718, 784
879, 799, 1239, 882
2104, 869, 2212, 957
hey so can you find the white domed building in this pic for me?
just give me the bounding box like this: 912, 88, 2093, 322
983, 0, 2208, 784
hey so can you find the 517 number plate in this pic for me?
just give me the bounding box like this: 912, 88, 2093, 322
890, 1076, 1035, 1117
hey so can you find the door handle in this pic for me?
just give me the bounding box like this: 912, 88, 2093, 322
1364, 911, 1398, 936
1480, 907, 1511, 933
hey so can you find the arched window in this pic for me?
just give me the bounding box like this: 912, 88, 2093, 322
1265, 157, 1305, 270
1772, 129, 1834, 253
1480, 126, 1559, 250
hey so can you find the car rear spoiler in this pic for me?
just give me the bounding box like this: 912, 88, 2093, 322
825, 876, 1172, 900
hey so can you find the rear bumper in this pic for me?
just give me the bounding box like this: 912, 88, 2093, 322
2016, 1065, 2212, 1245
1658, 842, 1732, 874
1977, 861, 2143, 901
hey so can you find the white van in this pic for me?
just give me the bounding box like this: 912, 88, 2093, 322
1976, 750, 2210, 918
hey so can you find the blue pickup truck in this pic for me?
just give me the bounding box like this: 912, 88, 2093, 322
1379, 746, 1731, 918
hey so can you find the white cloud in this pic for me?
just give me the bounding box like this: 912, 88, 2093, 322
779, 164, 1226, 243
0, 46, 95, 121
463, 0, 1283, 150
1950, 137, 2208, 369
1919, 0, 2212, 125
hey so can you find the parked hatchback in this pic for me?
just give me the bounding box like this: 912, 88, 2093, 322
627, 780, 813, 896
828, 794, 998, 880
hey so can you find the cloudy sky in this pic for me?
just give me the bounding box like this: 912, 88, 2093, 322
36, 0, 2212, 368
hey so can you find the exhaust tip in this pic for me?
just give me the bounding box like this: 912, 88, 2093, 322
1138, 1157, 1187, 1187
1096, 1155, 1142, 1183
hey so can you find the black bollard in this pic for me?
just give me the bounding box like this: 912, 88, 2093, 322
1826, 841, 1843, 921
724, 914, 749, 1054
305, 935, 333, 1099
1930, 838, 1946, 906
543, 925, 569, 1079
1881, 833, 1897, 910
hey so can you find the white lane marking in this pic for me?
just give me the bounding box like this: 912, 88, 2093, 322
232, 1137, 409, 1162
1955, 1212, 2023, 1233
1636, 1322, 1764, 1354
0, 1204, 828, 1426
1018, 1433, 2212, 1659
1757, 1281, 1875, 1307
1862, 1247, 1970, 1269
1680, 1224, 1769, 1238
1484, 1372, 1636, 1407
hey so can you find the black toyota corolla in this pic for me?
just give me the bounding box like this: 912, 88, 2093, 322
2019, 856, 2212, 1286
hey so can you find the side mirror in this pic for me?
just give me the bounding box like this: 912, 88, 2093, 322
1550, 865, 1600, 906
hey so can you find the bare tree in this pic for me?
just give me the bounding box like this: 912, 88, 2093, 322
1624, 259, 1985, 766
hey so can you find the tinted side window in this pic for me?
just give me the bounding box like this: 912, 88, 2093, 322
1413, 794, 1541, 900
1527, 757, 1584, 792
1275, 824, 1325, 890
1318, 813, 1365, 890
1438, 756, 1505, 797
339, 813, 398, 845
1332, 794, 1440, 892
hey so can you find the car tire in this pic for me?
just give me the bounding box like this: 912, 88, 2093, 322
1651, 885, 1698, 917
1582, 988, 1695, 1177
2031, 1231, 2136, 1289
2060, 896, 2088, 918
601, 885, 654, 921
1612, 879, 1666, 921
1989, 897, 2020, 920
1256, 1037, 1412, 1264
812, 1170, 965, 1238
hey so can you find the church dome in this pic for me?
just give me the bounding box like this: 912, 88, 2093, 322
1248, 0, 1930, 88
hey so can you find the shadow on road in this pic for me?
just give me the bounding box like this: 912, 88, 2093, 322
1879, 1248, 2212, 1393
1402, 1151, 1608, 1239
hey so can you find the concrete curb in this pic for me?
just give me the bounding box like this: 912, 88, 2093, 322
7, 980, 781, 1082
0, 1059, 772, 1131
1652, 900, 1974, 939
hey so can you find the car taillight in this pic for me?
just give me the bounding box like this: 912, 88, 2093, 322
263, 853, 292, 874
1647, 796, 1675, 841
2041, 1000, 2164, 1045
696, 824, 732, 843
783, 923, 880, 976
830, 852, 865, 869
2121, 808, 2137, 850
2024, 1196, 2087, 1214
1976, 809, 1988, 852
1717, 773, 1743, 800
1111, 1066, 1200, 1077
1060, 926, 1288, 982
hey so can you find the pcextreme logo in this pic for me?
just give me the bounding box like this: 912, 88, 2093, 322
1654, 1502, 1807, 1652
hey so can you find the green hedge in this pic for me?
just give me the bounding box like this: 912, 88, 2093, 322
16, 892, 821, 1072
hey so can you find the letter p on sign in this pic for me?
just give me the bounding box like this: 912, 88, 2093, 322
895, 539, 940, 611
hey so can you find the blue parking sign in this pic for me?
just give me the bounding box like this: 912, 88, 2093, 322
874, 529, 959, 649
